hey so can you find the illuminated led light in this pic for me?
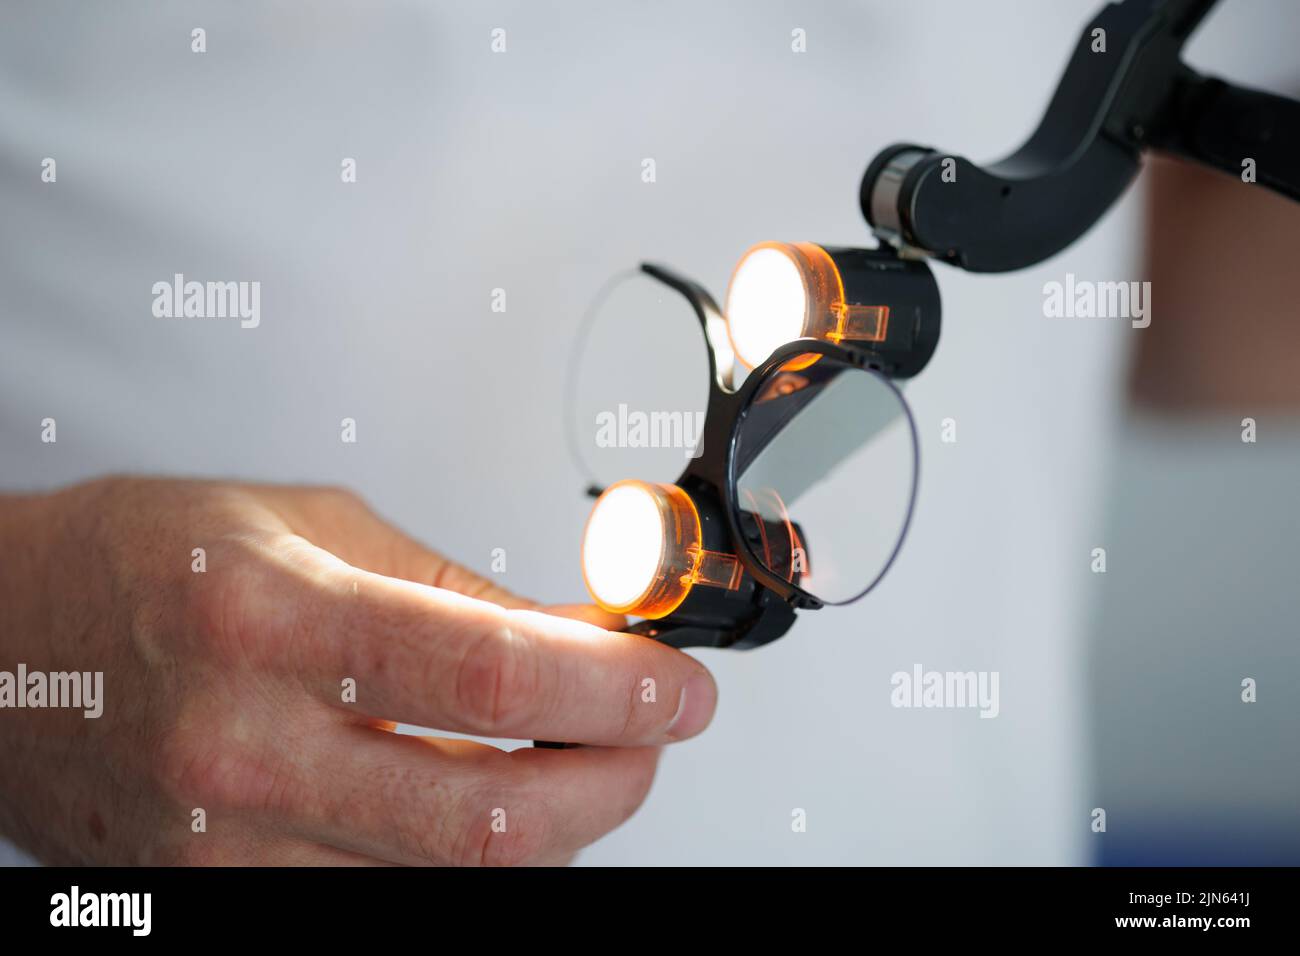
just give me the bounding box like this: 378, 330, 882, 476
724, 246, 808, 371
724, 241, 890, 368
581, 480, 741, 619
581, 482, 665, 610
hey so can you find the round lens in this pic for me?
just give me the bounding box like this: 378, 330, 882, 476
568, 271, 712, 490
730, 355, 917, 604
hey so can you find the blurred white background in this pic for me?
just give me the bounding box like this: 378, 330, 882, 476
2, 0, 1295, 865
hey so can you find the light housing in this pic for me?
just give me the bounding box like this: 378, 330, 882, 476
581, 479, 741, 619
724, 241, 941, 376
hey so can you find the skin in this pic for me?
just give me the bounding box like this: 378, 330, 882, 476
1132, 156, 1300, 411
0, 477, 718, 865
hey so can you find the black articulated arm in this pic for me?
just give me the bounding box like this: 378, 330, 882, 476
1147, 74, 1300, 203
861, 0, 1300, 274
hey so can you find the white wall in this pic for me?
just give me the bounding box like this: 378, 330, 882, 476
17, 0, 1290, 864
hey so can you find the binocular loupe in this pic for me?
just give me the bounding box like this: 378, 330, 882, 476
551, 0, 1300, 748
566, 241, 940, 653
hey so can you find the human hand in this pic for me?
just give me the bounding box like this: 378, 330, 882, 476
0, 478, 717, 865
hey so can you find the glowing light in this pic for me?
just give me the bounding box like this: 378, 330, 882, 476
581, 480, 742, 618
725, 245, 809, 369
725, 241, 890, 369
581, 481, 666, 611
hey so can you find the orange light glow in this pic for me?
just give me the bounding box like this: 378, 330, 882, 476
581, 480, 741, 619
725, 241, 889, 369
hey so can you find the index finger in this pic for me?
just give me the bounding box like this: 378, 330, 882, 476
264, 540, 718, 746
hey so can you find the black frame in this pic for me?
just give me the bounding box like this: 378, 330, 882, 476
723, 342, 920, 609
631, 263, 921, 618
862, 0, 1300, 273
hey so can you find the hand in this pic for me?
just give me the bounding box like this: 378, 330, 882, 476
0, 477, 717, 865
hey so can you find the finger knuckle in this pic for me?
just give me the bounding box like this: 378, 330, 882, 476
459, 795, 549, 868
452, 626, 539, 734
619, 674, 649, 740
153, 729, 303, 817
178, 538, 265, 663
369, 764, 456, 865
152, 729, 221, 807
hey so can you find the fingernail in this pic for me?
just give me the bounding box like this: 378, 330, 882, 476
666, 673, 717, 740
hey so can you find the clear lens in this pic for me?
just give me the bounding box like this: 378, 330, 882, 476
568, 272, 711, 490
730, 355, 917, 605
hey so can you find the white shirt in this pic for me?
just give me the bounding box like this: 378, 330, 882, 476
2, 0, 1295, 866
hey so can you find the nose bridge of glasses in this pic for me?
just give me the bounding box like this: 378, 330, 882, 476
604, 268, 917, 510
573, 258, 923, 648
728, 373, 831, 479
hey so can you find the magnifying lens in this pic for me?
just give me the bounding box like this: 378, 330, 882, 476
544, 248, 938, 747
564, 246, 939, 647
537, 0, 1300, 747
